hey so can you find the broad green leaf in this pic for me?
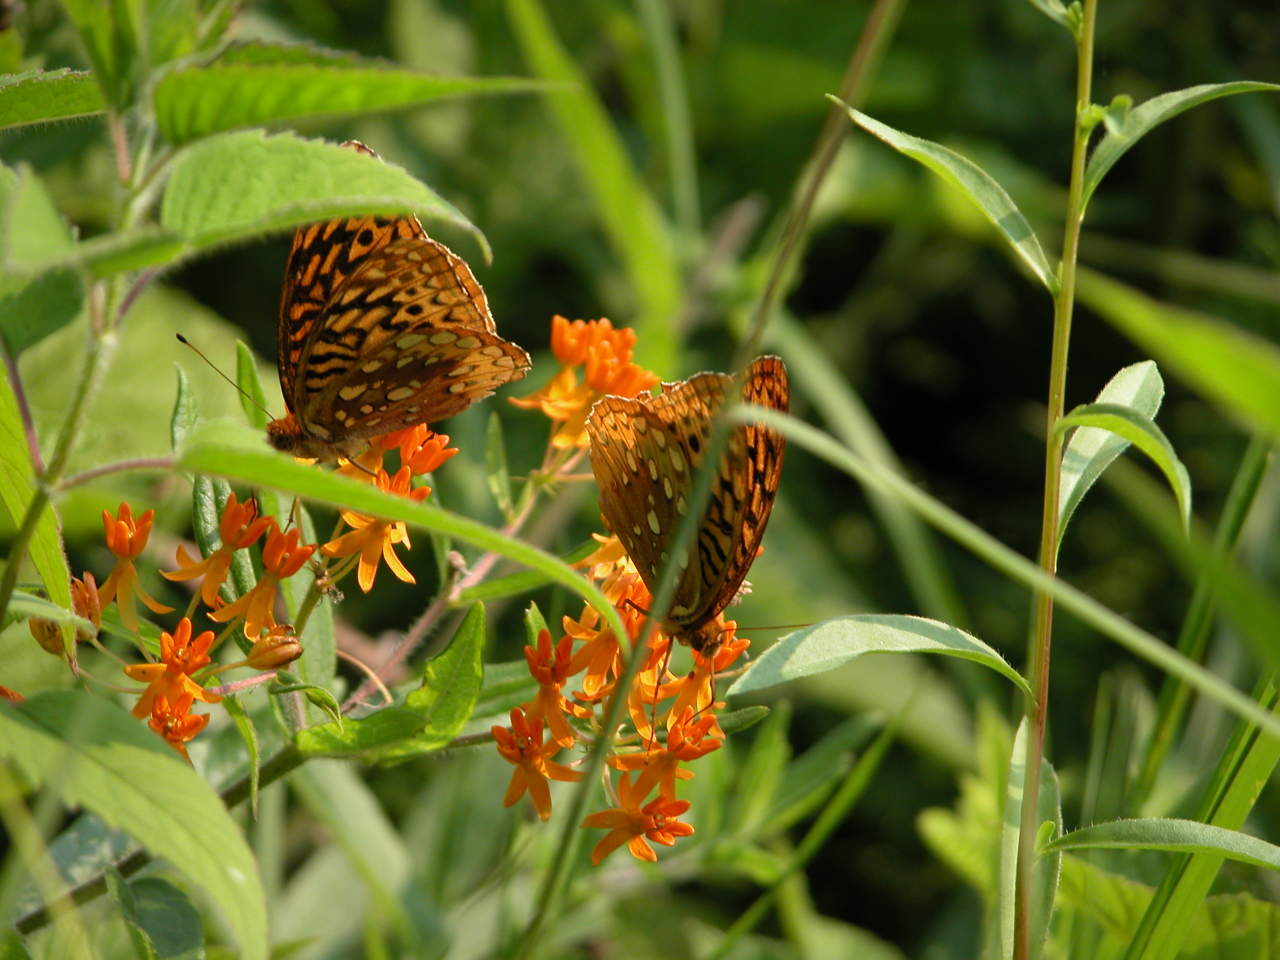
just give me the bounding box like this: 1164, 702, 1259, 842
835, 102, 1057, 294
106, 868, 159, 960
216, 40, 367, 67
0, 691, 267, 959
122, 877, 203, 960
728, 614, 1031, 698
0, 69, 105, 130
13, 228, 188, 280
1048, 818, 1280, 872
295, 601, 485, 760
0, 166, 83, 353
1084, 82, 1280, 208
155, 58, 540, 143
506, 0, 680, 371
1076, 270, 1280, 436
1058, 361, 1164, 544
160, 130, 489, 261
58, 0, 141, 108
0, 368, 71, 651
1056, 402, 1191, 533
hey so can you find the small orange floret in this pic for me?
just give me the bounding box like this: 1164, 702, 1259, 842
97, 503, 173, 631
148, 692, 210, 762
580, 772, 694, 865
124, 617, 222, 720
321, 467, 427, 592
492, 707, 583, 821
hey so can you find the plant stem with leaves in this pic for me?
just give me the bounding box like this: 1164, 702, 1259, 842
1015, 1, 1098, 957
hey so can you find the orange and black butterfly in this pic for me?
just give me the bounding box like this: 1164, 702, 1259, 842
585, 355, 788, 651
267, 141, 531, 460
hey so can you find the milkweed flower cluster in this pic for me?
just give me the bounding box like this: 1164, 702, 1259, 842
510, 315, 659, 449
491, 538, 747, 865
32, 421, 458, 761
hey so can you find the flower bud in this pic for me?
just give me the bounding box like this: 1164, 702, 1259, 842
247, 628, 303, 670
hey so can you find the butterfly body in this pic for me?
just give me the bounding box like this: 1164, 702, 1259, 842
269, 141, 530, 460
586, 355, 788, 651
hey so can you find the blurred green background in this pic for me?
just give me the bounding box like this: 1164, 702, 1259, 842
6, 0, 1280, 955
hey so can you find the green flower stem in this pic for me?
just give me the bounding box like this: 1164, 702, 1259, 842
1015, 1, 1098, 957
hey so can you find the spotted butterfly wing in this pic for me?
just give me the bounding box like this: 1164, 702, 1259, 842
268, 140, 530, 460
586, 355, 788, 650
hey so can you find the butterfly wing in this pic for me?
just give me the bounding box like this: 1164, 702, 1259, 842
587, 356, 788, 632
277, 213, 427, 412
292, 236, 530, 443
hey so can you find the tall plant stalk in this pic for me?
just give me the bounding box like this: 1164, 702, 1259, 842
1014, 1, 1099, 956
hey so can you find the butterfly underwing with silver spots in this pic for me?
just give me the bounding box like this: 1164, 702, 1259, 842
585, 355, 788, 652
266, 140, 531, 461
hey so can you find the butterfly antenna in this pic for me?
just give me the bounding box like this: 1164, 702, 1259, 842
175, 334, 275, 421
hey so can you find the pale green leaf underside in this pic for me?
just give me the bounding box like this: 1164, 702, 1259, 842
1084, 82, 1280, 208
155, 63, 540, 143
1047, 818, 1280, 872
835, 100, 1057, 294
1058, 360, 1164, 544
0, 692, 267, 959
727, 613, 1030, 698
161, 130, 490, 260
0, 69, 105, 131
1057, 401, 1191, 533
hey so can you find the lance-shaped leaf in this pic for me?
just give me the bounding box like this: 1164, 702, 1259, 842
1057, 361, 1164, 544
1083, 82, 1280, 209
0, 69, 105, 131
1056, 401, 1191, 535
1045, 818, 1280, 871
728, 614, 1031, 698
835, 100, 1057, 294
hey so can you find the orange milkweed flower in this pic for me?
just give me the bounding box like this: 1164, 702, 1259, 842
161, 493, 272, 608
492, 707, 583, 821
510, 316, 658, 448
209, 522, 316, 638
662, 629, 750, 739
123, 617, 222, 719
148, 692, 210, 762
320, 466, 428, 592
521, 630, 592, 747
610, 707, 722, 801
374, 425, 460, 477
97, 503, 173, 631
580, 772, 694, 865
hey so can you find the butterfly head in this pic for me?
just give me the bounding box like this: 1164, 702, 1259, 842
267, 414, 368, 462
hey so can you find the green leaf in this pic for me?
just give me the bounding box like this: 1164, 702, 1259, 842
0, 69, 106, 130
272, 672, 342, 725
106, 868, 160, 960
234, 339, 270, 429
1024, 0, 1074, 34
295, 602, 486, 760
1046, 818, 1280, 872
523, 600, 549, 647
1056, 402, 1191, 533
766, 714, 880, 834
123, 877, 204, 960
835, 102, 1057, 294
728, 614, 1031, 699
1076, 269, 1280, 436
727, 700, 791, 835
0, 166, 83, 353
0, 368, 71, 651
0, 691, 267, 959
155, 55, 540, 143
453, 540, 597, 604
58, 0, 141, 108
484, 412, 513, 519
169, 365, 197, 451
16, 228, 188, 280
506, 0, 680, 371
1083, 82, 1280, 209
160, 130, 489, 261
6, 589, 94, 637
1058, 361, 1164, 543
999, 720, 1062, 960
